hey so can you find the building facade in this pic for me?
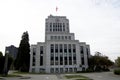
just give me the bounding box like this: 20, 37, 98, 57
29, 15, 90, 73
5, 45, 18, 59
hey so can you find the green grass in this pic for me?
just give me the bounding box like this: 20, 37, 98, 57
65, 75, 92, 80
65, 75, 87, 79
75, 79, 93, 80
0, 74, 22, 77
13, 71, 29, 74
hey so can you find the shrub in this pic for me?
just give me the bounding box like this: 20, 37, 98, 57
114, 69, 120, 75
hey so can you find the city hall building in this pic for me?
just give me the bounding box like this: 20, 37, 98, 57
29, 15, 91, 73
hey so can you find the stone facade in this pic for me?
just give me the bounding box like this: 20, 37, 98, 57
29, 15, 90, 73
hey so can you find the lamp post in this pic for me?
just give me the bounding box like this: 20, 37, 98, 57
3, 51, 9, 76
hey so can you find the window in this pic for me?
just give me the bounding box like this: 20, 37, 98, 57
73, 56, 76, 64
60, 23, 62, 31
54, 36, 57, 40
73, 44, 76, 53
53, 23, 55, 31
65, 68, 68, 72
56, 23, 58, 31
57, 23, 60, 31
64, 57, 67, 65
68, 36, 71, 40
60, 68, 63, 73
65, 36, 67, 40
55, 68, 59, 73
33, 48, 36, 55
40, 46, 43, 54
80, 46, 84, 54
59, 44, 63, 53
63, 23, 65, 31
69, 57, 72, 65
40, 56, 43, 66
50, 44, 54, 53
55, 44, 58, 53
64, 44, 67, 53
61, 36, 64, 40
50, 68, 54, 73
32, 57, 35, 66
74, 68, 77, 72
68, 44, 71, 53
55, 57, 58, 65
50, 23, 52, 31
51, 36, 53, 40
69, 68, 73, 72
50, 57, 54, 65
60, 56, 63, 65
81, 57, 84, 65
58, 36, 60, 39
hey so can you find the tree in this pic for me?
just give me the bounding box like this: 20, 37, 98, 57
15, 31, 30, 72
0, 52, 4, 74
0, 51, 3, 57
115, 57, 120, 67
0, 52, 13, 75
88, 52, 114, 72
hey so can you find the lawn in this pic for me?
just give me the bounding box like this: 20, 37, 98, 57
65, 75, 93, 80
0, 74, 22, 77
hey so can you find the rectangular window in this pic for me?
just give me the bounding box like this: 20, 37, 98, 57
50, 44, 54, 53
50, 68, 54, 73
69, 57, 72, 65
63, 23, 65, 31
59, 44, 63, 53
60, 56, 63, 65
40, 56, 43, 66
80, 46, 84, 54
32, 57, 35, 66
61, 36, 64, 40
69, 36, 71, 40
53, 23, 55, 31
58, 36, 60, 39
33, 48, 36, 55
40, 46, 43, 54
81, 57, 84, 65
65, 36, 67, 40
51, 36, 53, 40
55, 44, 58, 53
68, 44, 71, 53
64, 44, 67, 53
50, 23, 52, 31
50, 57, 54, 65
73, 44, 76, 53
73, 56, 76, 64
55, 57, 58, 65
60, 23, 62, 31
64, 57, 67, 65
58, 23, 60, 31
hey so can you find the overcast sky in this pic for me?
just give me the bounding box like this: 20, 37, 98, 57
0, 0, 120, 61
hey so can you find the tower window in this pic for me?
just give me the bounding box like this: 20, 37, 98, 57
50, 23, 52, 31
63, 23, 65, 31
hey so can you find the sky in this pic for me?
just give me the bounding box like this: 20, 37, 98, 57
0, 0, 120, 61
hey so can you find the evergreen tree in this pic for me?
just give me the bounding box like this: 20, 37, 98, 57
15, 31, 30, 72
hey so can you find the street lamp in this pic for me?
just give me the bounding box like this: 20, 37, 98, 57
3, 51, 9, 76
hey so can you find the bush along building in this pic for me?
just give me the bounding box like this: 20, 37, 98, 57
29, 15, 91, 73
